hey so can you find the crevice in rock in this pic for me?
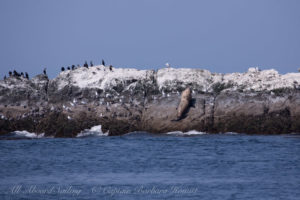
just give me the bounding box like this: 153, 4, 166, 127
45, 78, 49, 97
211, 96, 216, 131
203, 99, 206, 116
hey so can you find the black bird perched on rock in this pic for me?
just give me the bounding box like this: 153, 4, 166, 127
43, 68, 47, 75
61, 67, 65, 71
67, 66, 71, 70
20, 72, 24, 77
102, 59, 105, 66
72, 65, 75, 70
8, 71, 12, 76
84, 61, 88, 68
25, 72, 29, 79
13, 70, 18, 77
109, 65, 113, 71
4, 75, 6, 80
90, 61, 93, 67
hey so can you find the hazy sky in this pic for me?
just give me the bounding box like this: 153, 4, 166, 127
0, 0, 300, 78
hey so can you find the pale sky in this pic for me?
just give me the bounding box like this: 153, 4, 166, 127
0, 0, 300, 78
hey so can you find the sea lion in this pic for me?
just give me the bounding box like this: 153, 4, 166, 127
173, 88, 192, 121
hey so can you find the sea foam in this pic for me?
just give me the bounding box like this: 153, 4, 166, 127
13, 130, 45, 138
166, 130, 207, 136
76, 125, 108, 137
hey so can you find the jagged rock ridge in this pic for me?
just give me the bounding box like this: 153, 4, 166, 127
0, 65, 300, 136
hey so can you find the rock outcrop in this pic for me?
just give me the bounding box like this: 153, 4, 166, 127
0, 65, 299, 136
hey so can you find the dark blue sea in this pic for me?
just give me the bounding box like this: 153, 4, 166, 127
0, 132, 300, 200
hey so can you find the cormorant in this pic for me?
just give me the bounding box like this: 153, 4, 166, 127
102, 59, 105, 66
8, 71, 12, 76
43, 68, 47, 75
109, 65, 113, 71
61, 67, 65, 71
90, 61, 93, 67
67, 67, 71, 70
84, 61, 88, 68
25, 72, 29, 79
72, 65, 75, 70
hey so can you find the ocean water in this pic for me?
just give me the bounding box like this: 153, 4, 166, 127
0, 131, 300, 200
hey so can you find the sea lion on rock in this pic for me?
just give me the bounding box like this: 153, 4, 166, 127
173, 88, 192, 121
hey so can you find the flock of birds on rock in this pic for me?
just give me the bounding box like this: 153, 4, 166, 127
2, 60, 173, 81
3, 59, 114, 81
60, 59, 112, 72
4, 67, 48, 81
4, 70, 30, 80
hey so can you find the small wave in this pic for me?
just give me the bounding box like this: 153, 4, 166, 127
76, 125, 108, 137
12, 131, 45, 138
123, 131, 156, 137
166, 130, 207, 136
224, 132, 238, 135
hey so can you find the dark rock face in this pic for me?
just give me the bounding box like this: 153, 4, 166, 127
0, 68, 300, 137
212, 92, 296, 134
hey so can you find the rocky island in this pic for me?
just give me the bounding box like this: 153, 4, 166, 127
0, 66, 300, 137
